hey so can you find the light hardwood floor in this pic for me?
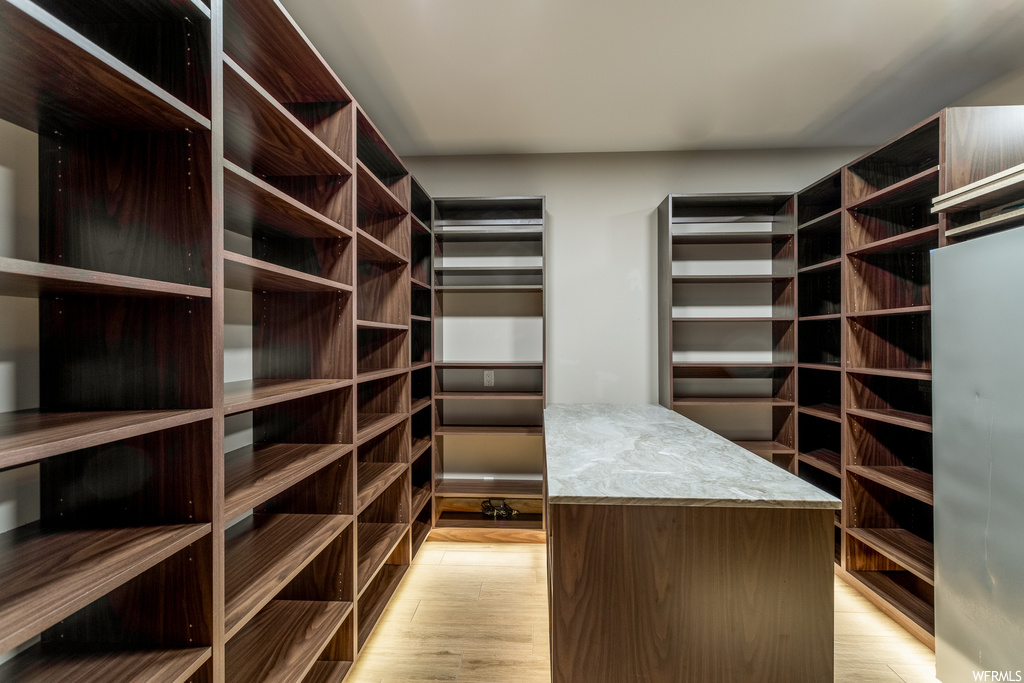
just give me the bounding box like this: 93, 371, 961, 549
349, 539, 939, 683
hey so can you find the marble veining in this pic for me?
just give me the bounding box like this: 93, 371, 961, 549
544, 403, 840, 509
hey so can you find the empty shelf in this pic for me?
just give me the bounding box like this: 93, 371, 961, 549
847, 466, 933, 506
846, 528, 933, 584
436, 478, 543, 499
0, 257, 211, 299
224, 379, 352, 415
0, 644, 211, 683
357, 462, 407, 512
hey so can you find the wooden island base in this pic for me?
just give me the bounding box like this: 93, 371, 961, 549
548, 503, 834, 683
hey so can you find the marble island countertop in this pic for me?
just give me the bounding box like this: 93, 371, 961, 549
544, 403, 841, 509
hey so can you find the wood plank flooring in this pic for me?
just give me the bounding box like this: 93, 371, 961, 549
348, 539, 939, 683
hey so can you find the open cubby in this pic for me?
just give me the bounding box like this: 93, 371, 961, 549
847, 313, 931, 372
798, 367, 840, 414
356, 539, 409, 649
258, 456, 353, 517
40, 129, 212, 288
357, 259, 409, 325
673, 404, 794, 448
846, 239, 935, 313
411, 367, 432, 403
672, 364, 794, 401
411, 319, 432, 365
846, 192, 938, 250
671, 320, 794, 364
411, 448, 432, 516
356, 374, 408, 441
411, 497, 432, 556
357, 475, 409, 594
846, 118, 940, 203
671, 279, 794, 320
798, 414, 841, 474
411, 178, 432, 227
357, 327, 409, 376
254, 291, 353, 381
356, 110, 408, 190
847, 415, 933, 505
411, 222, 432, 284
796, 318, 840, 367
797, 172, 842, 226
411, 284, 431, 319
357, 422, 409, 512
847, 373, 932, 430
435, 364, 544, 395
797, 267, 841, 317
247, 225, 353, 286
357, 165, 409, 258
797, 459, 841, 499
434, 235, 543, 290
797, 216, 841, 268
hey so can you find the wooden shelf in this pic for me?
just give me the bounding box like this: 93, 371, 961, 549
411, 437, 431, 461
672, 316, 792, 323
798, 207, 842, 231
225, 599, 351, 683
411, 314, 431, 323
435, 265, 542, 273
434, 228, 542, 242
671, 273, 793, 283
0, 0, 210, 132
799, 449, 842, 478
225, 514, 352, 640
225, 443, 353, 520
224, 162, 351, 239
846, 528, 934, 584
411, 486, 432, 516
434, 361, 542, 369
303, 661, 354, 683
798, 404, 841, 422
356, 319, 408, 331
734, 440, 796, 454
435, 425, 543, 436
847, 466, 933, 505
224, 379, 352, 415
0, 408, 212, 471
435, 511, 543, 530
356, 161, 407, 219
411, 397, 432, 414
357, 228, 409, 264
436, 478, 543, 499
797, 362, 841, 372
848, 570, 934, 636
356, 564, 407, 648
357, 463, 407, 513
673, 361, 794, 368
845, 225, 939, 257
932, 161, 1024, 212
356, 412, 408, 444
411, 360, 433, 370
356, 367, 409, 384
846, 305, 931, 318
798, 314, 841, 322
0, 522, 211, 652
0, 644, 211, 683
0, 257, 212, 299
225, 252, 352, 293
945, 205, 1024, 239
797, 258, 841, 274
847, 367, 932, 381
224, 56, 351, 176
846, 407, 932, 432
411, 277, 431, 289
357, 523, 407, 592
435, 391, 543, 400
673, 397, 795, 406
848, 166, 940, 210
671, 231, 791, 244
224, 0, 353, 104
435, 285, 543, 292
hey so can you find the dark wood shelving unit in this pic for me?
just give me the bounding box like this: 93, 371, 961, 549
788, 108, 1024, 647
431, 197, 546, 534
0, 0, 435, 678
659, 193, 797, 471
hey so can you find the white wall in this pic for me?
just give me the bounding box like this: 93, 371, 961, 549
406, 148, 866, 404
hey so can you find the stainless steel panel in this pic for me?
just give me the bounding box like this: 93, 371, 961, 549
933, 227, 1024, 681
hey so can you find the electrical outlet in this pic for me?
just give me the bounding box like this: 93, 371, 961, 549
483, 370, 495, 387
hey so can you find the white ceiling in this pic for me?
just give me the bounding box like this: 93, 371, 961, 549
279, 0, 1024, 157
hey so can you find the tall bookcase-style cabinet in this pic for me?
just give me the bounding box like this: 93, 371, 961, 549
657, 193, 798, 470
431, 197, 547, 534
0, 0, 435, 679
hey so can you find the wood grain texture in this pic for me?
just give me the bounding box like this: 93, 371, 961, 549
845, 118, 940, 204
0, 256, 212, 299
0, 0, 209, 131
549, 504, 834, 683
223, 378, 352, 415
356, 110, 408, 189
356, 523, 407, 592
224, 162, 351, 239
846, 466, 932, 505
943, 106, 1024, 192
0, 523, 210, 652
224, 252, 351, 293
423, 527, 546, 543
356, 327, 409, 374
847, 314, 931, 372
356, 564, 407, 649
286, 101, 354, 165
435, 478, 543, 498
259, 458, 353, 517
224, 514, 351, 639
223, 0, 352, 104
224, 600, 350, 683
0, 408, 211, 470
302, 661, 353, 683
356, 257, 410, 325
254, 291, 352, 381
277, 526, 354, 604
842, 568, 935, 643
357, 463, 407, 513
845, 528, 933, 584
0, 644, 211, 683
224, 57, 350, 177
224, 443, 353, 519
